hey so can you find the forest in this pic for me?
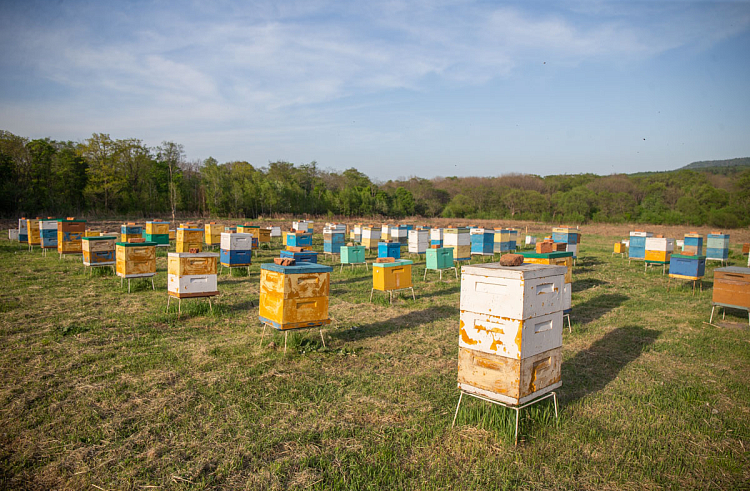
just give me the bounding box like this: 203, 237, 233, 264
2, 130, 749, 228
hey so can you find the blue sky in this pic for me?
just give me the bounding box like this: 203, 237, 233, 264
1, 0, 749, 180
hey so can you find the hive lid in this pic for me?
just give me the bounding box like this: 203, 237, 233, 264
461, 263, 567, 279
671, 254, 706, 260
57, 218, 86, 222
177, 227, 203, 231
519, 251, 573, 259
168, 252, 219, 258
82, 235, 118, 241
714, 266, 750, 274
372, 259, 413, 268
261, 262, 332, 274
116, 241, 157, 247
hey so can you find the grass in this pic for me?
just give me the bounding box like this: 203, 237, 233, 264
0, 232, 748, 490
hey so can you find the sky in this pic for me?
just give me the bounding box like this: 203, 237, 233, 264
1, 0, 749, 180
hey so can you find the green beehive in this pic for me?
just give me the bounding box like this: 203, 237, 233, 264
426, 247, 453, 270
340, 245, 365, 264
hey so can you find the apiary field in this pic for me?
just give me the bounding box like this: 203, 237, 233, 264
0, 226, 748, 490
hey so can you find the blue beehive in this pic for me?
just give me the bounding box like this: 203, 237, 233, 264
706, 233, 729, 261
287, 232, 312, 249
470, 229, 494, 255
669, 254, 706, 279
220, 249, 252, 266
323, 231, 345, 254
280, 249, 319, 264
629, 232, 652, 260
378, 241, 401, 260
683, 234, 703, 256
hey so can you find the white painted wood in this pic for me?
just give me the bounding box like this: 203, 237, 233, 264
444, 229, 470, 246
8, 229, 19, 240
525, 236, 537, 245
430, 228, 442, 241
459, 310, 562, 359
362, 227, 381, 240
408, 230, 429, 253
563, 283, 571, 311
221, 232, 253, 250
630, 231, 653, 238
645, 237, 675, 252
39, 220, 58, 231
267, 226, 282, 237
18, 219, 27, 234
168, 273, 218, 294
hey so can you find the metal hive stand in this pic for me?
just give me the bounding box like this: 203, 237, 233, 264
258, 322, 328, 354
120, 274, 156, 293
423, 266, 458, 282
710, 303, 750, 325
369, 286, 416, 304
340, 261, 368, 272
166, 292, 224, 319
452, 390, 559, 446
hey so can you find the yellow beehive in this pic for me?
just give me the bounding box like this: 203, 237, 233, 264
520, 256, 572, 284
169, 229, 176, 240
257, 228, 271, 243
167, 252, 219, 298
614, 242, 626, 253
645, 250, 670, 262
168, 253, 217, 276
176, 228, 203, 253
26, 218, 41, 246
82, 236, 117, 266
57, 218, 86, 255
373, 260, 413, 291
116, 242, 156, 278
146, 221, 169, 235
259, 262, 332, 330
204, 222, 223, 246
87, 230, 102, 237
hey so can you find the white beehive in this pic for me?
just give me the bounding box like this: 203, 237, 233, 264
408, 229, 429, 254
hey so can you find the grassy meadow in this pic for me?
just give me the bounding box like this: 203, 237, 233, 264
0, 225, 748, 490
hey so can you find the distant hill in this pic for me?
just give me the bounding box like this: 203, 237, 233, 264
680, 157, 750, 171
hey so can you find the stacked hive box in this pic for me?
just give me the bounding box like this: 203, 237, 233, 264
494, 230, 509, 253
361, 226, 381, 250
82, 235, 117, 266
711, 267, 750, 322
145, 221, 170, 246
259, 262, 333, 330
168, 252, 219, 298
116, 241, 156, 280
669, 254, 706, 281
176, 227, 204, 253
372, 259, 413, 293
444, 227, 471, 261
85, 230, 102, 237
120, 223, 143, 243
430, 228, 443, 247
26, 218, 41, 247
391, 225, 409, 246
323, 228, 345, 254
205, 222, 223, 247
220, 232, 253, 268
552, 227, 579, 258
470, 228, 495, 256
18, 218, 28, 243
381, 224, 393, 242
706, 233, 730, 262
408, 229, 429, 254
268, 226, 282, 238
293, 220, 313, 233
256, 227, 271, 245
280, 249, 319, 264
629, 231, 653, 260
378, 241, 401, 259
508, 229, 518, 251
519, 251, 573, 312
340, 245, 366, 265
285, 231, 312, 249
57, 218, 86, 255
457, 263, 565, 405
325, 223, 347, 234
645, 237, 674, 263
682, 233, 703, 256
237, 225, 260, 249
350, 224, 363, 242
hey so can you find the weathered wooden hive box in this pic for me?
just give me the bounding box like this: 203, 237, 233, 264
204, 222, 223, 246
145, 221, 170, 245
444, 227, 471, 260
361, 226, 381, 250
280, 249, 319, 264
340, 245, 365, 264
378, 241, 401, 260
373, 259, 413, 291
323, 230, 345, 254
518, 251, 573, 311
430, 228, 443, 247
682, 233, 703, 256
408, 229, 429, 254
18, 218, 28, 243
120, 223, 143, 243
82, 236, 117, 266
167, 252, 218, 298
259, 262, 333, 330
470, 228, 494, 255
426, 247, 454, 270
39, 218, 58, 249
644, 237, 674, 262
629, 231, 653, 259
285, 232, 312, 249
26, 218, 41, 246
669, 254, 706, 280
57, 218, 86, 255
176, 227, 204, 253
458, 263, 566, 405
116, 241, 156, 278
713, 267, 750, 310
706, 233, 730, 261
220, 232, 253, 267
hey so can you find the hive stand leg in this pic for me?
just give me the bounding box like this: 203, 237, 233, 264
319, 329, 326, 348
121, 276, 123, 288
710, 305, 715, 323
723, 308, 725, 320
341, 263, 344, 273
439, 269, 443, 281
258, 324, 267, 348
566, 314, 571, 333
166, 295, 171, 313
284, 332, 288, 354
514, 407, 520, 446
178, 299, 181, 319
451, 392, 464, 427
423, 268, 427, 281
369, 288, 374, 302
208, 296, 213, 314
552, 391, 559, 420
128, 279, 131, 293
247, 266, 250, 275
410, 287, 415, 301
454, 267, 458, 279
151, 277, 155, 290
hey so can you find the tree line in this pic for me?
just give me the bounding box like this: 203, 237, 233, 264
2, 130, 749, 228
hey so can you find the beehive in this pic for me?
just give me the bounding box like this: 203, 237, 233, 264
37, 218, 57, 249
204, 222, 223, 246
361, 226, 381, 250
519, 251, 573, 311
373, 259, 413, 291
350, 224, 363, 242
525, 236, 537, 246
378, 241, 401, 260
669, 254, 706, 280
614, 242, 626, 254
176, 227, 203, 253
644, 237, 674, 263
280, 249, 319, 264
116, 241, 156, 278
340, 245, 366, 264
444, 227, 470, 260
706, 233, 730, 261
408, 229, 429, 254
220, 232, 253, 267
426, 247, 454, 270
268, 226, 282, 238
166, 252, 218, 298
26, 218, 41, 246
628, 231, 653, 260
683, 233, 703, 256
57, 218, 86, 255
259, 262, 333, 330
458, 263, 565, 405
430, 228, 443, 247
391, 225, 409, 245
286, 232, 312, 249
381, 224, 392, 242
18, 218, 28, 243
82, 236, 117, 266
552, 227, 579, 258
144, 221, 170, 245
237, 225, 260, 249
169, 229, 176, 240
293, 220, 313, 233
8, 229, 19, 241
713, 267, 750, 310
120, 223, 143, 243
323, 229, 345, 254
470, 228, 494, 255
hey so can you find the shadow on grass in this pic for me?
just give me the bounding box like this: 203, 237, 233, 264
573, 293, 629, 325
572, 278, 607, 293
331, 307, 442, 342
561, 325, 659, 405
576, 256, 603, 267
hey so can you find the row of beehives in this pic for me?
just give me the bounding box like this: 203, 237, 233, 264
620, 231, 730, 262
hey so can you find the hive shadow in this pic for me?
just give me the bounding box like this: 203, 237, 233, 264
573, 293, 629, 325
331, 307, 445, 342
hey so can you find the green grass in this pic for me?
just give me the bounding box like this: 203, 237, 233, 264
0, 233, 748, 490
